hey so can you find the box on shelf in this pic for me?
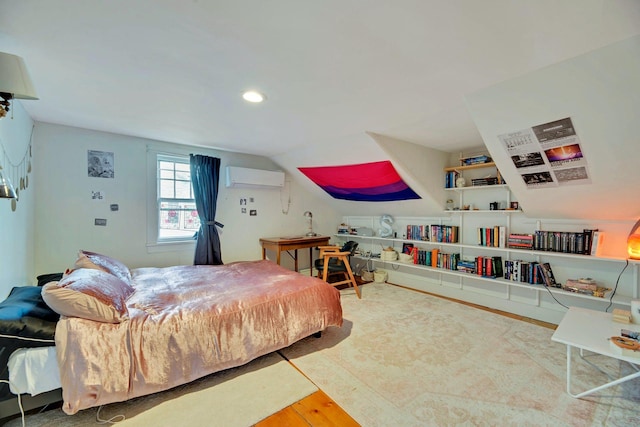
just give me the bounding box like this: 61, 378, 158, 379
460, 155, 492, 166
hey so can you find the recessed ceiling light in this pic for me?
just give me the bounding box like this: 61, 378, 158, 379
242, 90, 266, 103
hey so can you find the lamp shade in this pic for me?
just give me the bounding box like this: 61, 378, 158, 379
0, 52, 38, 100
627, 219, 640, 260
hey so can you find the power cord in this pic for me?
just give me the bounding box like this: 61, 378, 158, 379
96, 405, 125, 424
606, 259, 629, 313
543, 259, 629, 311
542, 285, 569, 310
0, 379, 25, 427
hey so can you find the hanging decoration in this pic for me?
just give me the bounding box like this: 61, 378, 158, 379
298, 160, 420, 202
0, 125, 34, 211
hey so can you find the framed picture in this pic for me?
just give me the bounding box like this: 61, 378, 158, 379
402, 243, 414, 254
88, 150, 114, 178
510, 201, 519, 210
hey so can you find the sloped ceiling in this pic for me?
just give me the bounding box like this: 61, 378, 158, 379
466, 35, 640, 221
2, 1, 640, 222
1, 1, 639, 158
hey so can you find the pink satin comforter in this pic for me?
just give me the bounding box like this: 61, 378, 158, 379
55, 260, 343, 414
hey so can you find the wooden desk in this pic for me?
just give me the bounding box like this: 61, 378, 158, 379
260, 236, 330, 275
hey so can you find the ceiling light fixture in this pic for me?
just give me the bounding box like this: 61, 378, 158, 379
242, 90, 266, 103
0, 52, 38, 119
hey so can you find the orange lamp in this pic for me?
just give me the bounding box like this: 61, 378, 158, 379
627, 219, 640, 259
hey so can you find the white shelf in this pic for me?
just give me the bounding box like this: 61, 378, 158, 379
445, 209, 522, 214
445, 184, 509, 191
356, 255, 634, 306
338, 233, 638, 265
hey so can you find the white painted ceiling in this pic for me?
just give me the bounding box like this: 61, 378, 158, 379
1, 0, 639, 157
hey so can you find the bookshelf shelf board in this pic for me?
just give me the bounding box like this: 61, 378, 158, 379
445, 209, 522, 214
444, 184, 509, 191
444, 162, 497, 172
355, 255, 633, 306
338, 234, 640, 265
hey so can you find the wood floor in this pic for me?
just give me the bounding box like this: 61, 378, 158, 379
254, 280, 557, 427
254, 390, 359, 427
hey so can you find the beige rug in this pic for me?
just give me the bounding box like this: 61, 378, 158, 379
4, 352, 317, 427
281, 283, 640, 426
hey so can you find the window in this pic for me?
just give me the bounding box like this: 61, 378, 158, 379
157, 155, 200, 241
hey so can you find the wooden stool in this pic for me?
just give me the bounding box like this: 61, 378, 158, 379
319, 248, 361, 299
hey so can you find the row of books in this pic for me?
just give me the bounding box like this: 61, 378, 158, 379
454, 256, 504, 277
444, 170, 460, 189
472, 256, 504, 278
532, 229, 602, 255
408, 248, 460, 270
478, 226, 507, 247
401, 225, 459, 243
405, 225, 430, 241
503, 260, 557, 287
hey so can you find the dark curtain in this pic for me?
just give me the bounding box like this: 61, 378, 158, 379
190, 154, 223, 265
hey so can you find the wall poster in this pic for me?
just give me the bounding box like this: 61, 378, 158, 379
88, 150, 115, 178
498, 117, 590, 189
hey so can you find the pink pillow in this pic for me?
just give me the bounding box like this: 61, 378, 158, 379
74, 250, 132, 285
42, 268, 134, 323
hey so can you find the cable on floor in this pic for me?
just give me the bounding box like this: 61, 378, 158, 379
0, 379, 25, 427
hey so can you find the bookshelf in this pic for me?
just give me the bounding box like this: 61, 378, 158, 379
332, 159, 638, 324
339, 167, 638, 324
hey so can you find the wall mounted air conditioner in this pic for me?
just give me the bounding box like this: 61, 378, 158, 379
225, 166, 285, 189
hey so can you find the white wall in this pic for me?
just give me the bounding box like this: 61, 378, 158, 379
0, 102, 36, 298
33, 123, 341, 276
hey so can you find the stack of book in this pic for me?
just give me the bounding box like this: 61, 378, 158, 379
507, 233, 534, 249
471, 176, 500, 186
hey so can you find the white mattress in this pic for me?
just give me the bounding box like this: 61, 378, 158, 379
8, 346, 61, 396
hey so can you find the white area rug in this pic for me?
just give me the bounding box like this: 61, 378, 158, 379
281, 283, 640, 426
4, 352, 317, 427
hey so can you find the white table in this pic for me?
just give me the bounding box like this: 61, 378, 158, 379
551, 306, 640, 398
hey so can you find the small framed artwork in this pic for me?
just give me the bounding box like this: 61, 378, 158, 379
88, 150, 114, 178
510, 201, 519, 210
402, 243, 414, 254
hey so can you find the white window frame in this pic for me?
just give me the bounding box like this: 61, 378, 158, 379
146, 148, 198, 253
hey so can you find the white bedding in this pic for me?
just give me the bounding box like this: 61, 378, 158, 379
8, 346, 60, 396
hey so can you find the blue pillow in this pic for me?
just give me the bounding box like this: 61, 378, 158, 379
0, 286, 59, 340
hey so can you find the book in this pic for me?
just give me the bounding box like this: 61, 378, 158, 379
492, 256, 503, 278
538, 263, 559, 288
590, 231, 604, 256
498, 226, 506, 248
431, 249, 439, 267
583, 229, 598, 255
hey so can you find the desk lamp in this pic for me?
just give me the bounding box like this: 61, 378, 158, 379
304, 211, 316, 236
628, 218, 640, 259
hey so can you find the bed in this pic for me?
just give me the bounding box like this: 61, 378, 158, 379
1, 250, 343, 417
